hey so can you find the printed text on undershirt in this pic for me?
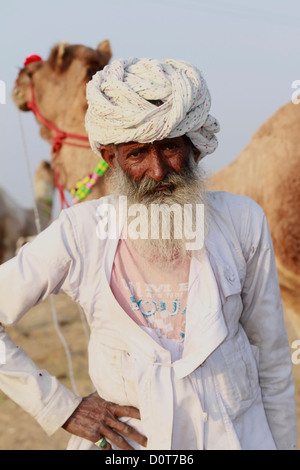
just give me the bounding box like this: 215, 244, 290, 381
110, 237, 191, 346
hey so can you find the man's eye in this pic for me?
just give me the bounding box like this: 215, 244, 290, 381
128, 150, 144, 158
163, 144, 178, 151
86, 66, 99, 78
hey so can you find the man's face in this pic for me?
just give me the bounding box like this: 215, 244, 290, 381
100, 136, 207, 267
100, 136, 200, 187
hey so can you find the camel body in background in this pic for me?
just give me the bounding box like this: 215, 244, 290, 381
209, 101, 300, 326
0, 161, 55, 263
12, 40, 112, 203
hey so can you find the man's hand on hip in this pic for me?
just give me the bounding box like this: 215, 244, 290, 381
62, 392, 147, 450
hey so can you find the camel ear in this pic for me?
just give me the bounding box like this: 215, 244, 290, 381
48, 41, 70, 71
97, 40, 112, 65
56, 41, 69, 68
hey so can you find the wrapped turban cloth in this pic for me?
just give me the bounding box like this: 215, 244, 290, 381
85, 57, 220, 160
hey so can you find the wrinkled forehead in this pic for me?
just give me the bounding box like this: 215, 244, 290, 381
115, 135, 191, 151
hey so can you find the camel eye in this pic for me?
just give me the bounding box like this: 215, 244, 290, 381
86, 66, 99, 78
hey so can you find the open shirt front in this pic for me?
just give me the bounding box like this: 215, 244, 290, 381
0, 191, 297, 450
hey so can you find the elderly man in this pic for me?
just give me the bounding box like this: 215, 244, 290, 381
0, 58, 297, 450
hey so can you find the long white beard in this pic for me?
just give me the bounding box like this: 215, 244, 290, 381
107, 152, 210, 268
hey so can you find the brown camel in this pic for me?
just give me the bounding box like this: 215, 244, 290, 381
12, 40, 112, 205
208, 101, 300, 326
0, 161, 55, 264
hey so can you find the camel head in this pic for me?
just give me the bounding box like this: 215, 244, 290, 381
12, 40, 112, 139
12, 40, 112, 200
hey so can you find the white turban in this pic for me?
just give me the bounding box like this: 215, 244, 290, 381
85, 57, 220, 160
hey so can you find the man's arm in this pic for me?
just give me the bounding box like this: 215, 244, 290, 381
0, 209, 147, 448
240, 202, 298, 450
0, 211, 82, 435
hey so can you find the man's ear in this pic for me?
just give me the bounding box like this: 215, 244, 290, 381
189, 142, 201, 163
192, 147, 201, 163
99, 144, 116, 168
184, 135, 201, 163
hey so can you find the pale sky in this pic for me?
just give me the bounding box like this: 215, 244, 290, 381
0, 0, 299, 210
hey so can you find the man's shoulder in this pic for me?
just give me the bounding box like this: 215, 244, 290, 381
206, 190, 264, 220
59, 195, 119, 249
63, 194, 119, 222
206, 191, 267, 260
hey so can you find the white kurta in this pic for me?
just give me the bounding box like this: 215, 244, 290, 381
0, 191, 297, 450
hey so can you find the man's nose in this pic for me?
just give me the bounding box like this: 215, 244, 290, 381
147, 149, 168, 181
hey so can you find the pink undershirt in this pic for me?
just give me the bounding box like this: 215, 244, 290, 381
110, 236, 191, 356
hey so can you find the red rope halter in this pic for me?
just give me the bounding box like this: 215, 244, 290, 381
26, 83, 91, 210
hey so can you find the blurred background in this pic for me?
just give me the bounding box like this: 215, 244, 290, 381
0, 0, 300, 450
